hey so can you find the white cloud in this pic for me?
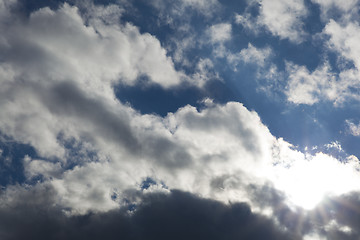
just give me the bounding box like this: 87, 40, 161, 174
4, 96, 358, 214
260, 0, 308, 42
46, 101, 278, 213
0, 2, 188, 158
150, 0, 220, 17
235, 13, 260, 33
23, 155, 62, 180
2, 2, 183, 93
284, 61, 360, 105
207, 23, 232, 44
282, 19, 360, 105
325, 141, 343, 152
325, 20, 360, 70
285, 62, 335, 105
191, 58, 220, 86
227, 43, 273, 67
311, 0, 358, 18
205, 23, 232, 58
346, 120, 360, 136
236, 0, 308, 43
303, 233, 327, 240
272, 152, 360, 209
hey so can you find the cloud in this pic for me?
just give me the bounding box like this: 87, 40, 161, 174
1, 2, 183, 91
246, 184, 360, 239
149, 0, 220, 17
1, 183, 360, 240
42, 100, 278, 214
0, 2, 359, 214
190, 58, 220, 86
227, 43, 273, 68
207, 23, 232, 44
205, 22, 232, 58
23, 155, 62, 179
0, 1, 188, 159
255, 58, 360, 106
280, 18, 360, 106
309, 192, 360, 239
324, 20, 360, 70
2, 91, 358, 214
346, 120, 360, 136
233, 2, 360, 106
0, 188, 298, 240
285, 62, 337, 105
1, 1, 360, 239
311, 0, 358, 18
236, 0, 308, 43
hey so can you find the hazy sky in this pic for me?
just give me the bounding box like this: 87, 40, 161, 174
1, 0, 360, 239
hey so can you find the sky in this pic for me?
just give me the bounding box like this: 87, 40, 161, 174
1, 0, 360, 239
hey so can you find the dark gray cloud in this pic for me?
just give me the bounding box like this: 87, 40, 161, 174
0, 188, 296, 240
1, 185, 360, 240
312, 193, 360, 239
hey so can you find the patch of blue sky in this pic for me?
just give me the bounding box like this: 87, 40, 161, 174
0, 136, 36, 186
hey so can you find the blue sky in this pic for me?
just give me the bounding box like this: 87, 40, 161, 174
1, 0, 360, 239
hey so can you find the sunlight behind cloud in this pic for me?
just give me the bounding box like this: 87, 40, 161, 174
271, 152, 360, 209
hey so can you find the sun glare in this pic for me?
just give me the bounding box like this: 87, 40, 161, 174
272, 153, 360, 210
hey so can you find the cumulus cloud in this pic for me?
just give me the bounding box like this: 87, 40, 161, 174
1, 0, 360, 239
0, 1, 188, 158
0, 0, 359, 215
1, 2, 183, 91
236, 0, 308, 43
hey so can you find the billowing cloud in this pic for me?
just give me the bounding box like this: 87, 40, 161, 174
1, 0, 360, 239
0, 1, 188, 158
1, 2, 183, 91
